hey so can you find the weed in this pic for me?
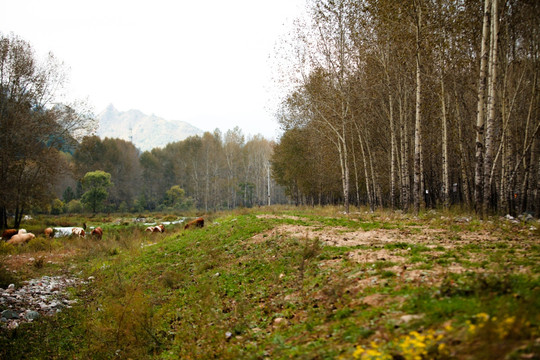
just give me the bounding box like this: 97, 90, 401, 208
33, 256, 45, 269
384, 242, 411, 250
380, 270, 396, 278
0, 263, 19, 288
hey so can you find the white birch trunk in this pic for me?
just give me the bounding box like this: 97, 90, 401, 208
441, 79, 450, 208
413, 0, 423, 214
483, 0, 499, 216
399, 90, 410, 211
474, 0, 491, 215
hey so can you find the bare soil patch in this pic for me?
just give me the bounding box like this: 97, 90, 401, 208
250, 224, 403, 246
346, 249, 406, 264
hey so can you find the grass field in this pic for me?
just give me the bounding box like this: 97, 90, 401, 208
1, 206, 539, 359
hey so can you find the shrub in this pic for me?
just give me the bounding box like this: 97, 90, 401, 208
27, 237, 52, 252
67, 200, 83, 214
51, 199, 65, 215
0, 263, 19, 288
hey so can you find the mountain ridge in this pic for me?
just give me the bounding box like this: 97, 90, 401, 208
96, 105, 203, 151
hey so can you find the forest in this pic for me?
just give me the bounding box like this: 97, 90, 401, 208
271, 0, 540, 217
63, 131, 286, 214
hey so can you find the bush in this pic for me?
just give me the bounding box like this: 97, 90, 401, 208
0, 242, 15, 256
67, 200, 83, 214
0, 263, 19, 288
27, 237, 52, 252
51, 199, 65, 215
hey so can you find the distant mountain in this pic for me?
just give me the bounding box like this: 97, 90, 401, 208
96, 105, 203, 151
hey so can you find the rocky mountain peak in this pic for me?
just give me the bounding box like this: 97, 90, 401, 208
96, 106, 203, 152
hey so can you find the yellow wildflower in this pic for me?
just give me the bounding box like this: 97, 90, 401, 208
438, 342, 450, 355
496, 316, 516, 339
353, 345, 366, 359
466, 320, 477, 335
475, 312, 490, 322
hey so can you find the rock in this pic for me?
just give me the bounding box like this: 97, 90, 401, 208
273, 317, 288, 326
7, 321, 19, 330
225, 331, 233, 340
505, 214, 515, 220
1, 310, 20, 320
0, 275, 83, 329
399, 314, 424, 324
25, 311, 40, 320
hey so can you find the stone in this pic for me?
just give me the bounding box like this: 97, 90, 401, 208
25, 311, 40, 320
0, 275, 83, 329
1, 309, 20, 320
399, 314, 424, 323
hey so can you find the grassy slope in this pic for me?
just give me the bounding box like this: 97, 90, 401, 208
1, 207, 539, 359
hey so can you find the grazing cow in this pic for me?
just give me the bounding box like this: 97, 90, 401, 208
72, 227, 86, 238
91, 227, 103, 240
184, 217, 204, 230
44, 227, 54, 238
145, 225, 165, 233
7, 232, 35, 245
1, 229, 18, 241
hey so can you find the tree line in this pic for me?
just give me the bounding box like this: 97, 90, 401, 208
272, 0, 540, 217
62, 130, 285, 214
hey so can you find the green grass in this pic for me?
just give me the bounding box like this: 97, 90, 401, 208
1, 207, 539, 359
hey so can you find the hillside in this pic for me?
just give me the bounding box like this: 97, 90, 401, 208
97, 105, 203, 151
1, 208, 539, 359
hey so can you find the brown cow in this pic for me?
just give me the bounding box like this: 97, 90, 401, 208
91, 227, 103, 240
72, 227, 86, 238
44, 227, 54, 238
184, 217, 204, 230
146, 224, 165, 233
1, 229, 18, 241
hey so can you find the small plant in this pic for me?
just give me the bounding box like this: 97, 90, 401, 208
380, 270, 396, 278
33, 256, 45, 269
0, 263, 19, 289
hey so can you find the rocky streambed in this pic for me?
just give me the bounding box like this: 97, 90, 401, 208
0, 275, 84, 330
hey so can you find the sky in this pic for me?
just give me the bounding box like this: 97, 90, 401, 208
1, 0, 306, 140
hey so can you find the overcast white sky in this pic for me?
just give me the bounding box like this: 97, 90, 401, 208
1, 0, 306, 140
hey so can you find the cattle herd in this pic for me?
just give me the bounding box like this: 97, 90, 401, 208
0, 217, 204, 245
